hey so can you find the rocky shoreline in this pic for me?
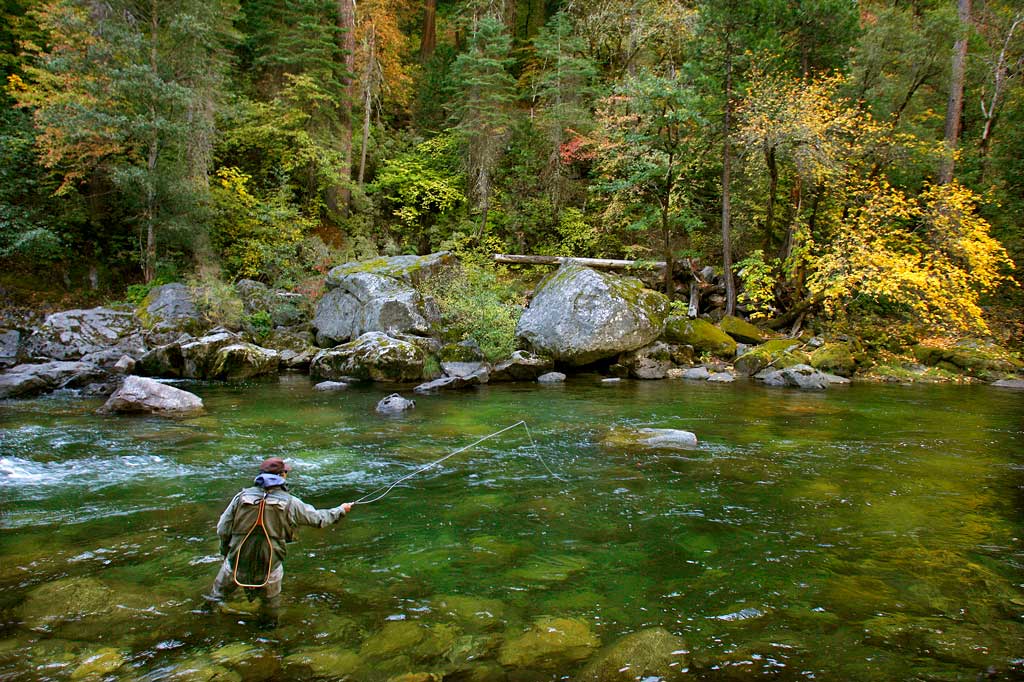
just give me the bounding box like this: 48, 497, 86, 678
2, 253, 1021, 410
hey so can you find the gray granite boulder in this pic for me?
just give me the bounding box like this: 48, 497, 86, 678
0, 329, 21, 368
136, 339, 188, 378
138, 283, 203, 335
314, 380, 349, 391
707, 371, 735, 383
779, 364, 830, 390
310, 332, 425, 383
99, 375, 203, 416
537, 371, 567, 383
375, 393, 416, 414
515, 261, 669, 366
312, 272, 433, 347
490, 350, 554, 382
181, 331, 243, 379
325, 251, 455, 288
0, 361, 108, 399
680, 366, 711, 380
992, 378, 1024, 389
619, 341, 674, 379
208, 343, 280, 380
25, 307, 145, 361
577, 627, 689, 682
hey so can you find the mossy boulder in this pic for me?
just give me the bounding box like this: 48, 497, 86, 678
809, 342, 859, 377
734, 338, 808, 376
180, 331, 243, 378
662, 317, 736, 359
326, 251, 455, 288
138, 283, 204, 335
912, 340, 1022, 378
490, 350, 554, 382
360, 621, 458, 662
208, 342, 280, 381
719, 315, 766, 344
310, 332, 426, 382
515, 261, 669, 366
17, 577, 122, 632
498, 616, 599, 670
282, 646, 361, 679
576, 628, 689, 682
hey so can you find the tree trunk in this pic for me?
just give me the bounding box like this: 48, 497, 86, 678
330, 0, 356, 215
420, 0, 437, 62
144, 0, 159, 283
358, 27, 376, 187
764, 145, 777, 251
939, 0, 971, 184
721, 49, 737, 316
492, 254, 667, 274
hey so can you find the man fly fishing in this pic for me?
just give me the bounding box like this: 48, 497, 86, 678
204, 457, 354, 627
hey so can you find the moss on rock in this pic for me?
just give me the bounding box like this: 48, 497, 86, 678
809, 342, 859, 377
734, 339, 808, 375
497, 617, 599, 670
719, 315, 766, 344
662, 317, 736, 359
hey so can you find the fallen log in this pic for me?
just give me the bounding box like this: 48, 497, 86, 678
493, 254, 666, 274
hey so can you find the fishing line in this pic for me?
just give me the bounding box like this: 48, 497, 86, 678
353, 420, 560, 506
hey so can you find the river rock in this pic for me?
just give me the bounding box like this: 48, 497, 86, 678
734, 338, 808, 376
326, 251, 455, 288
99, 375, 204, 416
576, 627, 689, 682
70, 648, 126, 680
310, 332, 426, 383
17, 577, 117, 631
376, 393, 415, 414
779, 364, 830, 390
210, 642, 281, 682
138, 283, 203, 335
414, 370, 487, 394
604, 427, 698, 451
208, 343, 279, 380
538, 371, 566, 383
314, 380, 349, 392
282, 646, 360, 679
260, 328, 316, 371
707, 371, 735, 383
662, 317, 736, 359
619, 341, 674, 379
313, 272, 433, 347
497, 616, 599, 670
24, 307, 146, 361
809, 342, 859, 377
181, 331, 244, 379
719, 315, 766, 344
680, 366, 711, 380
113, 354, 136, 374
0, 329, 21, 367
515, 261, 669, 366
913, 340, 1023, 378
489, 350, 554, 382
0, 361, 108, 399
992, 378, 1024, 389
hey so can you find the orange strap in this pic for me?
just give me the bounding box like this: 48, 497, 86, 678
231, 493, 274, 589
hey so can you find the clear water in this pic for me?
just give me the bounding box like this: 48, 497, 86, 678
1, 375, 1022, 680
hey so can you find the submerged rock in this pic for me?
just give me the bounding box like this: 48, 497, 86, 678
17, 577, 117, 631
314, 380, 349, 392
497, 616, 599, 670
70, 648, 126, 680
209, 642, 281, 682
99, 375, 204, 416
992, 378, 1024, 389
281, 647, 360, 680
515, 261, 669, 366
577, 627, 689, 682
604, 427, 698, 451
376, 393, 415, 414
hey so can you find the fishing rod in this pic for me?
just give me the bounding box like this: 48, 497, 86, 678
353, 420, 558, 506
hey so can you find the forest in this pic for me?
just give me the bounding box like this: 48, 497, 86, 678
1, 0, 1021, 349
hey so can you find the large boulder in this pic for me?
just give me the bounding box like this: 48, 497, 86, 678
515, 261, 669, 366
719, 315, 766, 344
0, 329, 21, 368
734, 338, 808, 376
181, 331, 244, 378
325, 251, 455, 288
0, 361, 108, 399
312, 272, 433, 347
310, 332, 425, 383
99, 375, 204, 416
778, 363, 830, 390
24, 307, 145, 361
260, 328, 317, 371
577, 628, 689, 682
136, 339, 188, 378
662, 317, 736, 359
137, 283, 204, 335
208, 343, 280, 380
498, 617, 599, 671
809, 342, 859, 378
490, 350, 554, 382
913, 340, 1023, 378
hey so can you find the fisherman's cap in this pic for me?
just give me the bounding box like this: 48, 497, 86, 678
259, 457, 292, 474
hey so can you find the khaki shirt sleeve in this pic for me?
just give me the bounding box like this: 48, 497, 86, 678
287, 495, 347, 528
216, 491, 243, 541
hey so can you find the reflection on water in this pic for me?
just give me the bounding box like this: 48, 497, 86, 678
1, 375, 1022, 680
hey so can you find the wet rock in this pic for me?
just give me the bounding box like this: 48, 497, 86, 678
17, 577, 117, 631
70, 647, 125, 680
758, 370, 786, 387
413, 371, 486, 394
0, 361, 108, 399
313, 272, 433, 346
208, 342, 279, 380
601, 377, 621, 384
314, 380, 349, 392
662, 317, 736, 359
489, 350, 554, 382
707, 371, 735, 383
310, 332, 426, 383
377, 393, 415, 414
210, 642, 281, 682
515, 261, 669, 366
779, 364, 830, 390
282, 646, 360, 679
433, 595, 507, 631
604, 427, 698, 451
25, 307, 146, 361
577, 627, 689, 682
360, 621, 458, 662
991, 378, 1024, 389
507, 553, 589, 584
497, 616, 599, 670
136, 339, 188, 378
734, 338, 808, 376
681, 366, 711, 380
537, 371, 566, 384
99, 375, 204, 416
719, 315, 766, 344
619, 341, 674, 379
138, 283, 203, 335
162, 657, 243, 682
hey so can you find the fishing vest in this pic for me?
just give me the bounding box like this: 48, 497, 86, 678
227, 487, 293, 578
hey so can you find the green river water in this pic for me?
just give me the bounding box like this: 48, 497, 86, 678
1, 375, 1022, 681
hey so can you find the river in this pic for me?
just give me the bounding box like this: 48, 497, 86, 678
1, 375, 1022, 680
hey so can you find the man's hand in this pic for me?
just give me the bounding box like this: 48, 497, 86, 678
341, 502, 354, 515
